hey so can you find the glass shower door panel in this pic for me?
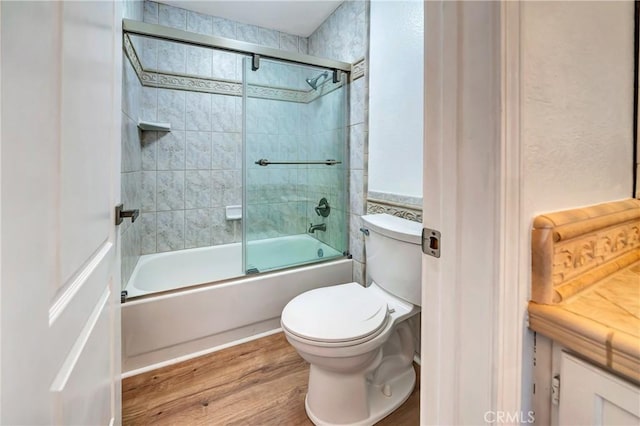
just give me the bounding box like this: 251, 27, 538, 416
243, 58, 347, 273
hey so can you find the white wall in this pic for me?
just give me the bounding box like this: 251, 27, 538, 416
522, 1, 633, 212
520, 0, 634, 414
368, 0, 423, 198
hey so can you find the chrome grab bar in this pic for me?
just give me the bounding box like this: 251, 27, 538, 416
254, 159, 341, 166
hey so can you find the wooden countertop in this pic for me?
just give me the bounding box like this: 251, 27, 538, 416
529, 261, 640, 383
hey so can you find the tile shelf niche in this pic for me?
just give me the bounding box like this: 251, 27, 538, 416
137, 119, 171, 132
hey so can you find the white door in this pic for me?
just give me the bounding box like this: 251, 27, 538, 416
1, 1, 122, 425
421, 1, 513, 424
559, 353, 640, 425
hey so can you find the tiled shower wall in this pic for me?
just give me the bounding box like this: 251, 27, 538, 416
242, 60, 351, 274
245, 59, 348, 253
122, 0, 368, 283
305, 87, 349, 253
245, 84, 307, 242
137, 1, 312, 254
309, 1, 369, 284
121, 0, 144, 288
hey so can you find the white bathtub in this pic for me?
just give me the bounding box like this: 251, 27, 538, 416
247, 234, 343, 273
121, 234, 351, 375
125, 234, 343, 298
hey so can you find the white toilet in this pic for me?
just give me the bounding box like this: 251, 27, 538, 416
281, 213, 422, 426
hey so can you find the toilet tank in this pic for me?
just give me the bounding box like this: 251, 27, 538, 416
361, 214, 422, 306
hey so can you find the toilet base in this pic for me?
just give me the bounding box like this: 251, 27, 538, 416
304, 365, 416, 426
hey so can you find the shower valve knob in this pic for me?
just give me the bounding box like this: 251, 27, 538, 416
314, 198, 331, 217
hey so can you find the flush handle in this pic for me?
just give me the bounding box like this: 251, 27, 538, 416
422, 228, 441, 258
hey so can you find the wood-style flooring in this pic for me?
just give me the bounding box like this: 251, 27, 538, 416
123, 332, 419, 425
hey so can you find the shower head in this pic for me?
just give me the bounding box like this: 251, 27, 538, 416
305, 71, 329, 90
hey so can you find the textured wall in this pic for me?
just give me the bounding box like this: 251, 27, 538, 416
368, 0, 423, 199
522, 1, 633, 213
520, 0, 635, 414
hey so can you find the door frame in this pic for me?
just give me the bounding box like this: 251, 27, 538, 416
496, 0, 525, 418
0, 2, 3, 418
421, 1, 524, 423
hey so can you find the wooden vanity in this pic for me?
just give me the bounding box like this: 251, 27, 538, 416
528, 199, 640, 425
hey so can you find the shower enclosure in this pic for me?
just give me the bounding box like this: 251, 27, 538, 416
122, 20, 350, 297
244, 58, 348, 273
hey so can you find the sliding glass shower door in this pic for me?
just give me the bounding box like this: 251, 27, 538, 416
243, 58, 348, 273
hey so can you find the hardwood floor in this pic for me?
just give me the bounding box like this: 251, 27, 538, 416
123, 333, 420, 425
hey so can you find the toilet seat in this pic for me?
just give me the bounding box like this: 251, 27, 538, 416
281, 282, 389, 344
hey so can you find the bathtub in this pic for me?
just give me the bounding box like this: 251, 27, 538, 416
122, 234, 352, 375
125, 234, 343, 298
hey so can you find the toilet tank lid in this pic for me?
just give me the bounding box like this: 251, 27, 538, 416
361, 214, 421, 244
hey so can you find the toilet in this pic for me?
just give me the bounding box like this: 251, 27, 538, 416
281, 213, 422, 426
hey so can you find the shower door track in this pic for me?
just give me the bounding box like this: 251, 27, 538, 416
122, 19, 352, 73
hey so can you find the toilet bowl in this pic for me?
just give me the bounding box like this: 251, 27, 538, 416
281, 214, 422, 425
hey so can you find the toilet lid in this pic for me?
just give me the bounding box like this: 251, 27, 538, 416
281, 282, 389, 343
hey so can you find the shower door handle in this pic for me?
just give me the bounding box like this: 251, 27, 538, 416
254, 159, 341, 166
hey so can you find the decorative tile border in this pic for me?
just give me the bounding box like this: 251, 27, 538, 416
531, 199, 640, 304
367, 198, 422, 223
249, 84, 309, 103
368, 191, 422, 208
123, 34, 144, 77
351, 58, 365, 81
141, 70, 243, 96
124, 33, 366, 103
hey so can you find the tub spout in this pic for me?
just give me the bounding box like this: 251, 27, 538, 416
308, 223, 326, 233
